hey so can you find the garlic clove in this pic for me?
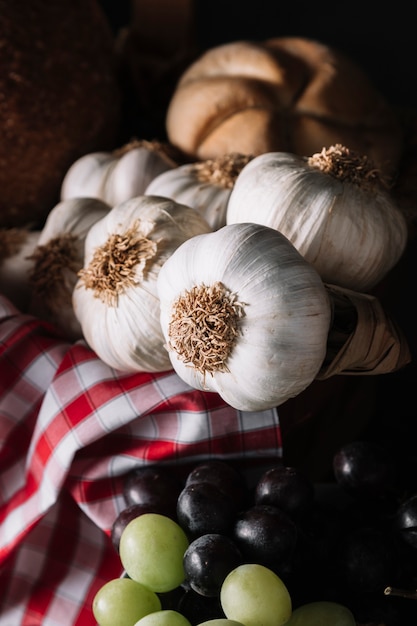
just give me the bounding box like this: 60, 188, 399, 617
60, 152, 115, 200
104, 147, 168, 205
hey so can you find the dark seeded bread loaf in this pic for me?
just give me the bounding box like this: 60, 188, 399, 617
0, 0, 122, 228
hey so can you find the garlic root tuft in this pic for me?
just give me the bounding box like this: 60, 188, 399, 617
77, 222, 158, 306
29, 234, 79, 309
307, 144, 388, 189
112, 138, 180, 166
168, 281, 246, 377
192, 153, 253, 188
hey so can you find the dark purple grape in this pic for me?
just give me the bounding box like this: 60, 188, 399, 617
332, 440, 396, 500
335, 526, 401, 594
395, 493, 417, 549
183, 533, 243, 596
111, 502, 171, 552
123, 465, 182, 517
233, 504, 297, 574
254, 465, 315, 519
185, 459, 248, 508
177, 482, 237, 539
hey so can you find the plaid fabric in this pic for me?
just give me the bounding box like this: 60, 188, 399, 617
0, 295, 282, 625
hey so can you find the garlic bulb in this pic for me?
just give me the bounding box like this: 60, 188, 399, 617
226, 145, 408, 292
0, 228, 40, 311
157, 222, 332, 411
73, 195, 212, 373
61, 139, 178, 206
145, 153, 253, 230
28, 197, 111, 340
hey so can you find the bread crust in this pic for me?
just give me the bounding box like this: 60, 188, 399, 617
166, 37, 403, 177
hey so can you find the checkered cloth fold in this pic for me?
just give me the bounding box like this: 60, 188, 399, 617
0, 295, 281, 625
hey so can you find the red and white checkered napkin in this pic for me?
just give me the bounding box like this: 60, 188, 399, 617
0, 295, 282, 625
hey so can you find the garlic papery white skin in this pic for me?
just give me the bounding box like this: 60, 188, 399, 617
73, 195, 212, 373
145, 153, 253, 230
226, 145, 409, 292
157, 222, 332, 411
60, 139, 178, 206
0, 228, 41, 311
28, 197, 111, 340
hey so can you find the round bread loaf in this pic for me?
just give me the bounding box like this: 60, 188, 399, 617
166, 37, 404, 179
0, 0, 122, 228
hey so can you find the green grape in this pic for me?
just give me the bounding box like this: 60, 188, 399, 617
119, 513, 189, 593
196, 621, 246, 625
220, 563, 292, 626
92, 577, 161, 626
134, 609, 192, 625
283, 601, 356, 625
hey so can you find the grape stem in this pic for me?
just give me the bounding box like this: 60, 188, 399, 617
384, 586, 417, 600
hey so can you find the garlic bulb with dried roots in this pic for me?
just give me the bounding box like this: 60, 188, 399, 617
157, 222, 332, 411
73, 195, 212, 372
226, 145, 408, 292
145, 153, 253, 230
61, 139, 178, 206
0, 228, 40, 311
28, 197, 111, 340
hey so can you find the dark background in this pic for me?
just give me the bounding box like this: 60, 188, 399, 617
100, 0, 417, 109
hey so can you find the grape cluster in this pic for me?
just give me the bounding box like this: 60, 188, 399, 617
94, 443, 417, 625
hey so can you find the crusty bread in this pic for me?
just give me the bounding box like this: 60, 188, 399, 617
0, 0, 122, 228
166, 37, 403, 179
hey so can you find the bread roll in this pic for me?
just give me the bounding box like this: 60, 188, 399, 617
166, 37, 403, 179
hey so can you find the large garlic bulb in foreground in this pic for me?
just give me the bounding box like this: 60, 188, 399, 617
226, 146, 408, 292
145, 153, 252, 230
73, 195, 212, 373
157, 222, 332, 411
